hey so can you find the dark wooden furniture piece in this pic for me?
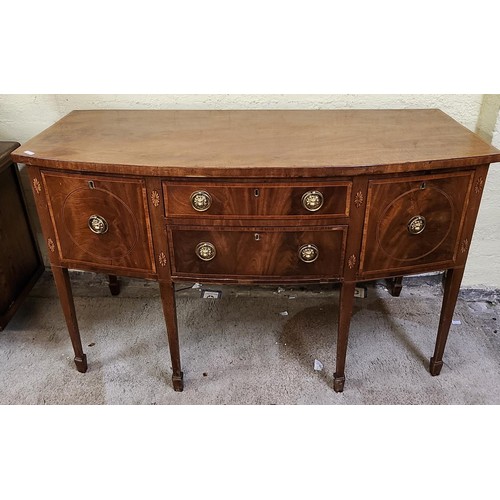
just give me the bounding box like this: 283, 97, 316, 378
0, 141, 44, 331
11, 110, 500, 392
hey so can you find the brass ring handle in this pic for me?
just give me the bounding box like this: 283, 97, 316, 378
407, 215, 426, 235
299, 244, 319, 263
88, 214, 109, 235
195, 242, 216, 261
302, 190, 324, 211
190, 191, 212, 212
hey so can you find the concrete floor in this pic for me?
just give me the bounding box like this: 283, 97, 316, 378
1, 272, 499, 404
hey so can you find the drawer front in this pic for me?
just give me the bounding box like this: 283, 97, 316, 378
42, 172, 155, 272
164, 181, 351, 218
359, 171, 474, 276
169, 226, 347, 279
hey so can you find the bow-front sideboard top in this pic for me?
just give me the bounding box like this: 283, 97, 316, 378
12, 110, 500, 392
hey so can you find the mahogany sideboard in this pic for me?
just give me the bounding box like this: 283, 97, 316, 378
11, 110, 500, 392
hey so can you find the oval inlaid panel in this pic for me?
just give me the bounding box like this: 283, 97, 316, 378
62, 188, 140, 261
376, 187, 454, 262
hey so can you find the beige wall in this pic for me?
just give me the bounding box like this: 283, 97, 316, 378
0, 94, 498, 287
466, 96, 500, 287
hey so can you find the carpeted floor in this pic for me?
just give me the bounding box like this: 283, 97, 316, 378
1, 272, 499, 404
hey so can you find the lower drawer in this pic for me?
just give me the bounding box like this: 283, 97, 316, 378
168, 226, 347, 279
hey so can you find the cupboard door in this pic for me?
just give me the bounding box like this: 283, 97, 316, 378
42, 172, 154, 273
359, 172, 473, 277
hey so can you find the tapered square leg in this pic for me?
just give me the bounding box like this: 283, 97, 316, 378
159, 280, 183, 392
386, 276, 403, 297
334, 281, 356, 393
430, 267, 465, 376
108, 274, 120, 296
51, 266, 87, 373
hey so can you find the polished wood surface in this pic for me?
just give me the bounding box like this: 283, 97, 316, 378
0, 142, 44, 331
11, 110, 500, 177
13, 110, 500, 393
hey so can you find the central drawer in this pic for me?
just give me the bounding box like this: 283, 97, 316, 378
163, 181, 351, 218
169, 225, 347, 279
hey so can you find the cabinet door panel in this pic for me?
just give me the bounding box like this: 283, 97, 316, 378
42, 172, 154, 273
359, 172, 473, 276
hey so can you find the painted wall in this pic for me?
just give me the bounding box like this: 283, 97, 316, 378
466, 96, 500, 287
0, 94, 498, 287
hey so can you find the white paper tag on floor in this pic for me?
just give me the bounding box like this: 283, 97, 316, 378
314, 359, 324, 371
452, 319, 461, 325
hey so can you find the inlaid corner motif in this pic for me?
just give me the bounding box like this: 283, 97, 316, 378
33, 178, 42, 194
151, 190, 160, 208
474, 177, 484, 194
158, 252, 167, 267
348, 254, 357, 269
460, 238, 470, 254
354, 191, 364, 208
47, 238, 55, 253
